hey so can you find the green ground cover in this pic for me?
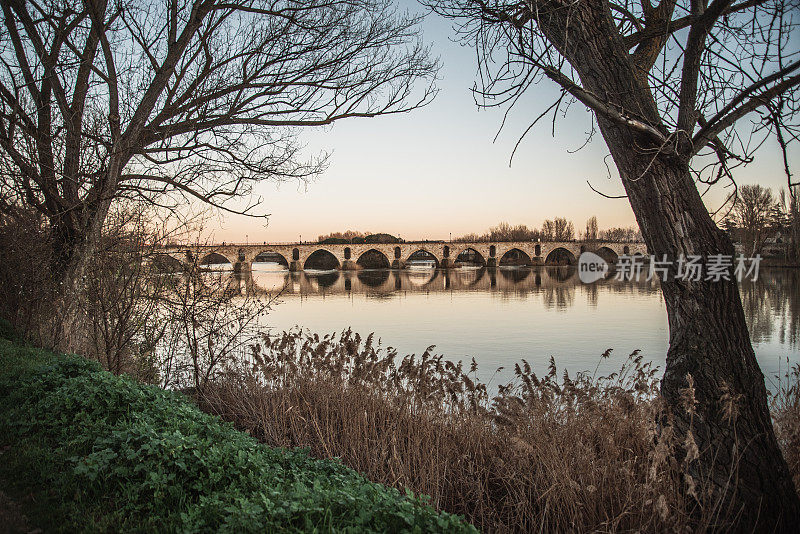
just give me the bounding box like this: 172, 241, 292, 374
0, 325, 474, 533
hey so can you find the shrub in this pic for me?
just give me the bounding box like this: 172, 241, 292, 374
0, 318, 22, 343
0, 211, 57, 342
0, 339, 474, 533
772, 363, 800, 490
199, 329, 796, 532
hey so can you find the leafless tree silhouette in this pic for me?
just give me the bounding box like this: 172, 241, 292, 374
426, 0, 800, 527
0, 0, 436, 285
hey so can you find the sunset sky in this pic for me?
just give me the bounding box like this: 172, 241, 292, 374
205, 3, 799, 244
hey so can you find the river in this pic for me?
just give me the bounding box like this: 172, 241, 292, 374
216, 264, 800, 387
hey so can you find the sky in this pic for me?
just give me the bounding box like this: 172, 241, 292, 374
204, 2, 798, 244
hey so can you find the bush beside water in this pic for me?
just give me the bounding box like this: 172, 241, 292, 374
0, 334, 474, 533
198, 329, 800, 532
3, 319, 800, 532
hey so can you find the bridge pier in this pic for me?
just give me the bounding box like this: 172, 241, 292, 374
341, 260, 359, 271
289, 261, 303, 272
439, 258, 455, 269
233, 261, 251, 274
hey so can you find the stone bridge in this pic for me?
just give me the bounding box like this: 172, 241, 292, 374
154, 240, 648, 272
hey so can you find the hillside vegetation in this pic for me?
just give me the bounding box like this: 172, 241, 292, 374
0, 327, 474, 533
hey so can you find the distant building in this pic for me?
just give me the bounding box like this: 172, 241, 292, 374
763, 231, 786, 257
733, 230, 786, 257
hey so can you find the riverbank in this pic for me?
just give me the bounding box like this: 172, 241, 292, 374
0, 329, 473, 533
193, 329, 800, 532
2, 322, 798, 532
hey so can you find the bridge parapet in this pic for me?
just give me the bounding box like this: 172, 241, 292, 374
154, 241, 648, 272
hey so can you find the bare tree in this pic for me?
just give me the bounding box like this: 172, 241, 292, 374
779, 186, 800, 261
318, 230, 369, 243
453, 222, 541, 241
79, 207, 166, 375
541, 217, 574, 240
488, 221, 540, 241
157, 264, 275, 392
552, 217, 574, 241
540, 219, 555, 241
427, 0, 800, 526
726, 184, 780, 255
584, 216, 598, 241
0, 0, 436, 295
78, 205, 203, 379
599, 226, 641, 242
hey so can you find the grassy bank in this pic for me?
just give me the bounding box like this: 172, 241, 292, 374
0, 331, 474, 533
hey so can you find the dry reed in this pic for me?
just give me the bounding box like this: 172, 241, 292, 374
197, 328, 798, 532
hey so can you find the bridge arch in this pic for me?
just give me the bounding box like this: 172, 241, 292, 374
544, 247, 577, 266
356, 248, 391, 269
454, 247, 486, 266
499, 248, 532, 267
150, 253, 185, 271
200, 252, 234, 269
304, 249, 340, 270
406, 249, 439, 268
595, 246, 618, 264
252, 250, 290, 269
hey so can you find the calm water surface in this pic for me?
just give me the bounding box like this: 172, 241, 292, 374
228, 264, 800, 385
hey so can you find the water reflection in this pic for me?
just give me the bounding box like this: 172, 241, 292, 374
358, 269, 390, 288
499, 266, 530, 283
243, 265, 663, 304
740, 269, 800, 349
207, 265, 799, 382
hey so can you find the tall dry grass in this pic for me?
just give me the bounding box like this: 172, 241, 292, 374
195, 329, 791, 532
772, 364, 800, 491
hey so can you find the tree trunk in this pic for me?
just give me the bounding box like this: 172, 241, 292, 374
48, 195, 114, 352
532, 3, 800, 522
598, 118, 800, 529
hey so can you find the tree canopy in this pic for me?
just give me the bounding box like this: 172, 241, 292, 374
0, 0, 436, 269
426, 0, 799, 204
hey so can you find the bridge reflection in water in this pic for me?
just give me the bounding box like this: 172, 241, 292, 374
212, 264, 662, 302
192, 265, 798, 386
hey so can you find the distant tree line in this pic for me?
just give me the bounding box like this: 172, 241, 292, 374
317, 231, 401, 244
597, 226, 643, 243
722, 185, 800, 260
454, 219, 642, 243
